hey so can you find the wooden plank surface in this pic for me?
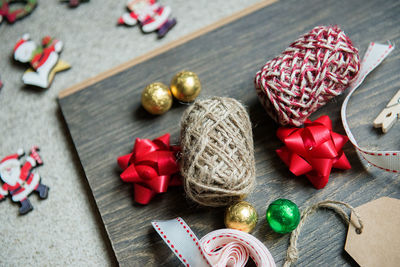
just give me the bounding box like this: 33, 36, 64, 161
58, 0, 400, 266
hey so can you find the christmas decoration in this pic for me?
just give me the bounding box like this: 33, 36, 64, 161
255, 25, 360, 127
341, 42, 400, 173
117, 133, 181, 204
373, 89, 400, 133
0, 75, 3, 90
224, 201, 258, 233
0, 0, 37, 25
283, 200, 363, 267
118, 0, 176, 38
266, 199, 300, 234
180, 97, 255, 207
276, 115, 351, 189
60, 0, 89, 8
345, 197, 400, 267
0, 147, 49, 215
141, 82, 172, 115
170, 70, 201, 102
153, 217, 276, 267
13, 34, 70, 88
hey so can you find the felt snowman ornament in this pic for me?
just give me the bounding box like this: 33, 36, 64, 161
0, 147, 49, 215
118, 0, 176, 38
13, 34, 70, 88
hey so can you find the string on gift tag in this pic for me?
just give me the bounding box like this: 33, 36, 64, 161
283, 200, 363, 267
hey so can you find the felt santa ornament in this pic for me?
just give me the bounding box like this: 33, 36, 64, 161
13, 33, 70, 88
0, 147, 49, 215
118, 0, 176, 38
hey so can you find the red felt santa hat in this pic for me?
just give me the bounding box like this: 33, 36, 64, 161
0, 149, 24, 164
13, 33, 30, 52
0, 154, 19, 164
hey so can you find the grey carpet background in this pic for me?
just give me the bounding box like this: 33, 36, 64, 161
0, 0, 262, 265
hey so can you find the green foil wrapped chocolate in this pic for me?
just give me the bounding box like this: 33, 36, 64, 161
266, 199, 300, 234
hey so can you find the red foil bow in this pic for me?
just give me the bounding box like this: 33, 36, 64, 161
117, 133, 181, 204
276, 116, 351, 189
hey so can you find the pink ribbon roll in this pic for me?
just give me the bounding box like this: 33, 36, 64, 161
152, 217, 276, 267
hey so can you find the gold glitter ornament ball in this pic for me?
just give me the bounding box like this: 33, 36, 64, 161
141, 82, 173, 115
170, 71, 201, 102
224, 201, 258, 233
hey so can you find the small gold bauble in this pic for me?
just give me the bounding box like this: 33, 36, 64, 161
224, 201, 258, 233
170, 70, 201, 102
141, 82, 173, 115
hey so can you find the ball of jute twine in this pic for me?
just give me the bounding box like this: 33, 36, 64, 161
180, 97, 255, 207
255, 25, 360, 127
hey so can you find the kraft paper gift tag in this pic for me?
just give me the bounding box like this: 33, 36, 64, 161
345, 197, 400, 267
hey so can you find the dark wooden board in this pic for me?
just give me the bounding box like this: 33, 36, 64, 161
58, 0, 400, 266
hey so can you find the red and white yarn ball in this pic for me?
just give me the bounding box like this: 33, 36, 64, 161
255, 25, 360, 127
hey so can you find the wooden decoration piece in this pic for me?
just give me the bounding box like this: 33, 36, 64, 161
13, 34, 70, 89
373, 90, 400, 133
0, 147, 49, 215
118, 0, 177, 38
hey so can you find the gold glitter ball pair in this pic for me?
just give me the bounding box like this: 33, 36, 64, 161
141, 71, 201, 115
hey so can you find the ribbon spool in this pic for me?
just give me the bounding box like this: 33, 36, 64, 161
152, 217, 276, 267
255, 25, 360, 127
180, 97, 255, 207
152, 201, 362, 267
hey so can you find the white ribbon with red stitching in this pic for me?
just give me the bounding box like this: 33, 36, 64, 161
341, 42, 399, 173
152, 217, 276, 267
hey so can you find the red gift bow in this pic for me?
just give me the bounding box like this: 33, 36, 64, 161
276, 115, 351, 189
117, 133, 181, 204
